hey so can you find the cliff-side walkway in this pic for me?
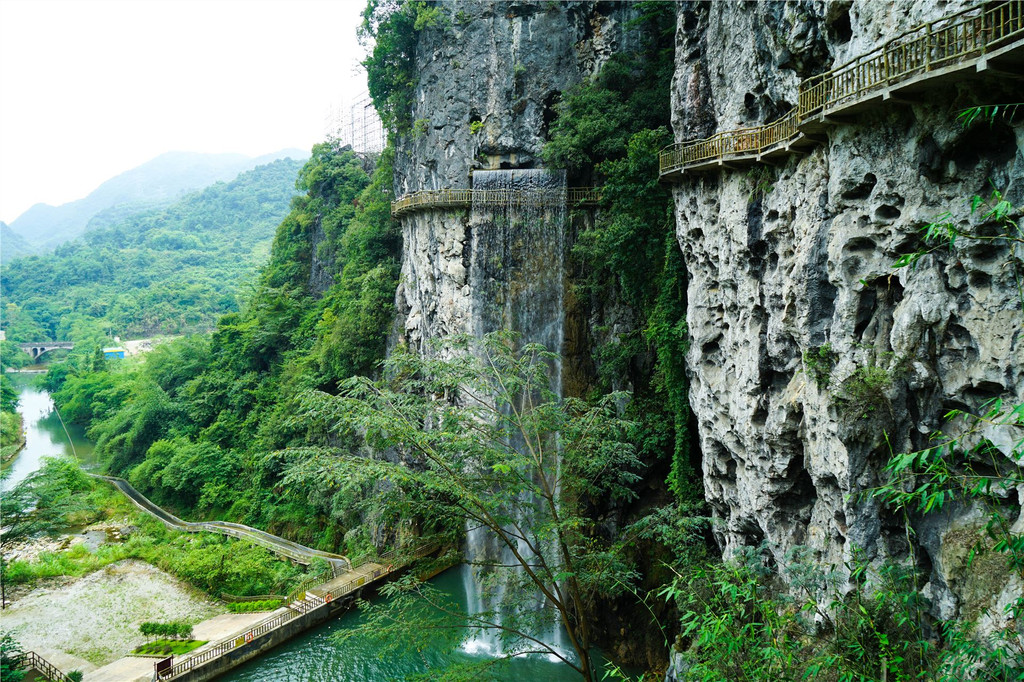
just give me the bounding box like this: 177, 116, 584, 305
659, 0, 1024, 180
391, 187, 600, 217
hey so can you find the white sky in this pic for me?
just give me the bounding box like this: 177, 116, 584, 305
0, 0, 369, 224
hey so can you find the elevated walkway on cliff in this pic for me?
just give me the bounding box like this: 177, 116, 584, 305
391, 186, 601, 217
659, 0, 1024, 180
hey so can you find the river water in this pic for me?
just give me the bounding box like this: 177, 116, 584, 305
221, 565, 587, 682
1, 373, 98, 491
3, 373, 593, 679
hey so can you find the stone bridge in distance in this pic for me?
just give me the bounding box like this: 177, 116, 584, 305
18, 341, 74, 360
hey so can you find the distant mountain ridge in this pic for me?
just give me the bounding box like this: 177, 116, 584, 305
7, 148, 309, 252
0, 222, 33, 264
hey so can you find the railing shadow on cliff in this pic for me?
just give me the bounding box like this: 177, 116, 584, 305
659, 0, 1024, 179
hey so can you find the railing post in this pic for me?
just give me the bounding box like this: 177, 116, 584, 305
925, 21, 933, 70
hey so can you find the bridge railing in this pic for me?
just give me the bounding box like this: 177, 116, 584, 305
391, 187, 601, 217
158, 542, 440, 680
661, 0, 1024, 178
12, 651, 74, 682
94, 475, 349, 568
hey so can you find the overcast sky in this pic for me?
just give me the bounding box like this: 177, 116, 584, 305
0, 0, 368, 224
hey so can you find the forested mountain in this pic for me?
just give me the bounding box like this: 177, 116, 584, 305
0, 222, 32, 263
1, 157, 305, 341
7, 149, 307, 252
45, 143, 399, 546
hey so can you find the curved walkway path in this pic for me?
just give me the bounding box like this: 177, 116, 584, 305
660, 0, 1024, 179
93, 475, 351, 573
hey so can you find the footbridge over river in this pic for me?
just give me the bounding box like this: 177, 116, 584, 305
659, 0, 1024, 179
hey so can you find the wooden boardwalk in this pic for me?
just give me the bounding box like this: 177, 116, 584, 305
660, 0, 1024, 180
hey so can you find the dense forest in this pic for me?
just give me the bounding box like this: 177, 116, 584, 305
15, 1, 1023, 680
0, 158, 303, 343
42, 142, 399, 552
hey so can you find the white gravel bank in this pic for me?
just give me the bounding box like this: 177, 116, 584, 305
0, 559, 225, 665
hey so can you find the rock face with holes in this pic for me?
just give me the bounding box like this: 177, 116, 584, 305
392, 1, 640, 352
670, 0, 1023, 628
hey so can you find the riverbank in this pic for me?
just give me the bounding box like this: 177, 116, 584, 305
1, 411, 26, 463
0, 559, 226, 671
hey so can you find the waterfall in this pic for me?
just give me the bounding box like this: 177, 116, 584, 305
462, 168, 569, 657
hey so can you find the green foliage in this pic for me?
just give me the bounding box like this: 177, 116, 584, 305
872, 400, 1024, 615
835, 363, 898, 422
662, 545, 1024, 681
0, 634, 26, 682
803, 343, 838, 389
285, 333, 642, 681
891, 190, 1022, 293
0, 341, 31, 370
0, 411, 23, 460
746, 165, 776, 202
68, 670, 85, 682
361, 1, 442, 133
139, 621, 194, 640
956, 103, 1022, 128
469, 119, 484, 135
1, 373, 18, 413
133, 639, 206, 656
542, 5, 695, 506
542, 3, 674, 174
1, 457, 95, 606
0, 159, 302, 341
226, 599, 282, 613
48, 143, 400, 552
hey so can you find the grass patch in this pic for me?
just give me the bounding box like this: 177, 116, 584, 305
227, 599, 282, 613
7, 475, 311, 598
132, 639, 207, 656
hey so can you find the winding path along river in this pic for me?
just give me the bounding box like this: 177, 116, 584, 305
3, 373, 592, 680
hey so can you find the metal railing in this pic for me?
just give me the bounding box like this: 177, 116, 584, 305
156, 542, 439, 680
220, 593, 286, 603
12, 651, 74, 682
391, 187, 601, 217
660, 0, 1024, 177
94, 475, 351, 570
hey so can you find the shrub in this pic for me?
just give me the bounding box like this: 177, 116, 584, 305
802, 343, 838, 389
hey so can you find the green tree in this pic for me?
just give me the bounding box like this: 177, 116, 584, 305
283, 333, 641, 680
0, 634, 26, 682
0, 458, 90, 608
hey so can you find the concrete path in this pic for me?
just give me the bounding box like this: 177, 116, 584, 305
84, 656, 155, 682
82, 611, 276, 682
308, 562, 385, 599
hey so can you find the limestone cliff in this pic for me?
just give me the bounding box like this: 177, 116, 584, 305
670, 0, 1023, 626
392, 1, 638, 355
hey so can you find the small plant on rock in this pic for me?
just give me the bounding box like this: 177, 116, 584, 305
803, 343, 838, 389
